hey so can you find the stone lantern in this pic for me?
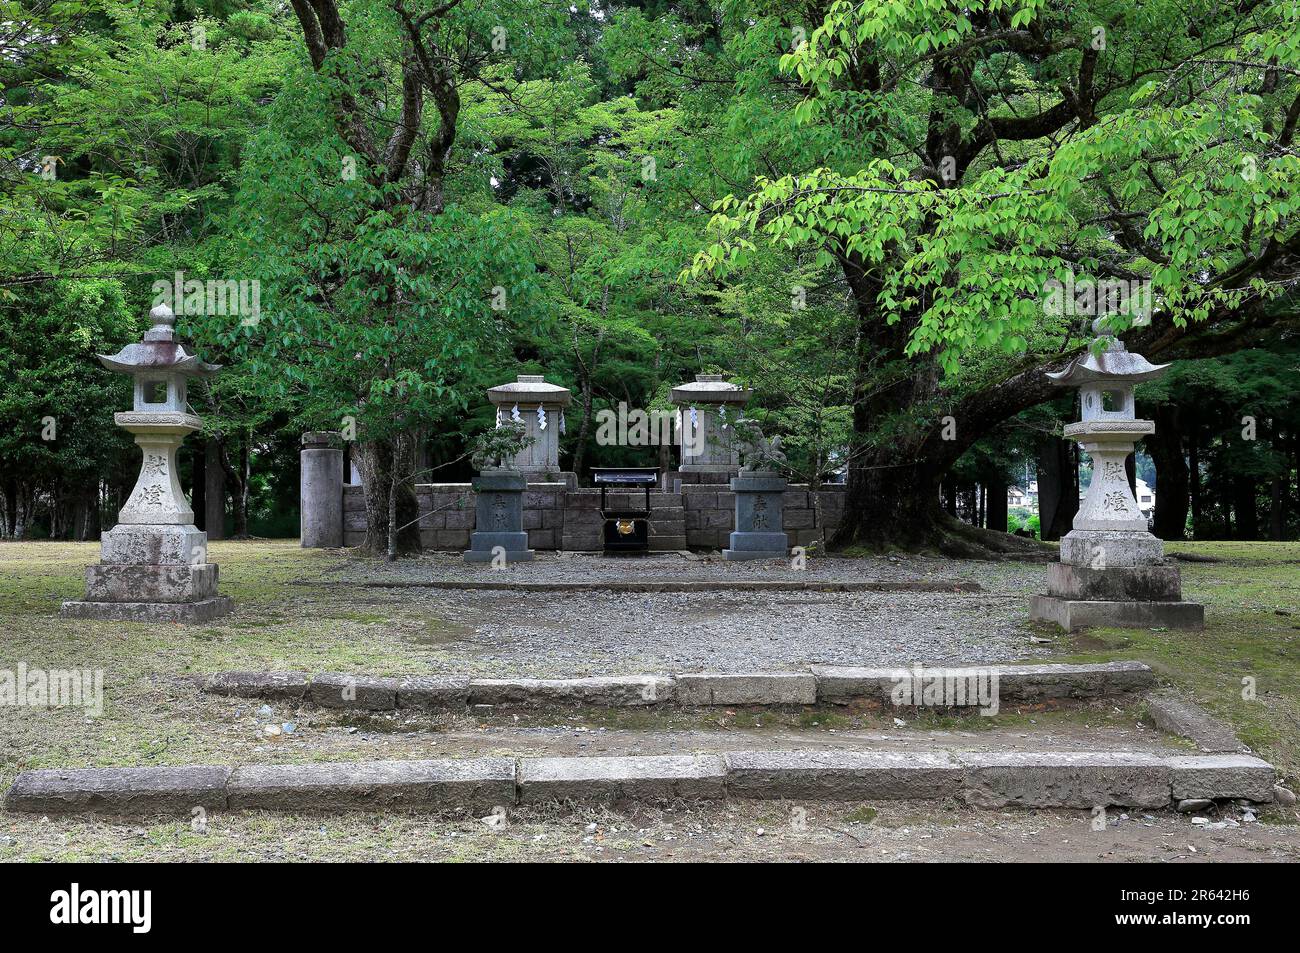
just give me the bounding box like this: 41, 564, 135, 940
1029, 327, 1203, 629
486, 374, 574, 487
670, 374, 752, 477
61, 303, 234, 622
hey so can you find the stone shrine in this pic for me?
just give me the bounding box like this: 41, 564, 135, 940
671, 374, 752, 475
486, 374, 575, 488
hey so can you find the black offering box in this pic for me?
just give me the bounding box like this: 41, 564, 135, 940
591, 467, 659, 554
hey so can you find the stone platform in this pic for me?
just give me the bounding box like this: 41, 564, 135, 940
1030, 595, 1205, 631
62, 525, 234, 622
61, 596, 235, 623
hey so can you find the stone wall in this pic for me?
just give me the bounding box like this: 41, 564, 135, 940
343, 482, 846, 551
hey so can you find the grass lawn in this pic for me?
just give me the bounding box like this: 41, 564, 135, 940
1049, 540, 1300, 781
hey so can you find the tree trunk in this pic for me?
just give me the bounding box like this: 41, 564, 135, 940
3, 477, 16, 537
1188, 418, 1202, 537
1036, 433, 1077, 542
570, 381, 595, 480
985, 476, 1008, 534
205, 437, 225, 540
233, 436, 251, 537
192, 442, 207, 532
355, 437, 421, 555
1233, 476, 1259, 540
1270, 473, 1285, 540
1146, 404, 1189, 540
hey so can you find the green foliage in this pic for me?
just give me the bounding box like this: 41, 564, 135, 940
469, 420, 533, 472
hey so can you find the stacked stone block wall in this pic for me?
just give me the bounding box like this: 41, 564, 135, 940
343, 482, 846, 551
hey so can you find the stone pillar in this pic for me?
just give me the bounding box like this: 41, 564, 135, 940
1029, 333, 1203, 630
671, 374, 752, 475
464, 470, 533, 562
723, 472, 789, 560
487, 374, 575, 487
300, 431, 344, 548
61, 303, 233, 623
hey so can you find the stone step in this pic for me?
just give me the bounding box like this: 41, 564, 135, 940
7, 752, 1276, 815
201, 662, 1154, 710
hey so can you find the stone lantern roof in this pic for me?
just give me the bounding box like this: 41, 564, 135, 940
671, 373, 752, 405
1046, 338, 1169, 387
97, 304, 222, 377
487, 374, 572, 407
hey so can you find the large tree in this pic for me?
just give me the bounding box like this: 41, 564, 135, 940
684, 0, 1300, 554
209, 0, 572, 555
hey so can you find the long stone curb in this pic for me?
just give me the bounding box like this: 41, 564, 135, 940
201, 662, 1153, 711
5, 751, 1276, 815
353, 579, 982, 593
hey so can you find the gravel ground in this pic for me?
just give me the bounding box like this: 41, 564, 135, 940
324, 550, 1037, 590
388, 589, 1047, 675
296, 553, 1053, 677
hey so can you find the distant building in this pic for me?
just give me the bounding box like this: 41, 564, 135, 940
1008, 482, 1039, 512
1135, 478, 1155, 518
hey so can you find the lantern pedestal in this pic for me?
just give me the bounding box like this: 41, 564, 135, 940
60, 304, 233, 623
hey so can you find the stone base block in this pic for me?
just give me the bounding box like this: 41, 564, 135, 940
724, 751, 962, 800
723, 531, 789, 561
812, 661, 1154, 704
1146, 696, 1249, 753
310, 673, 399, 710
5, 766, 229, 814
1030, 595, 1204, 630
1047, 562, 1182, 601
397, 676, 472, 710
1059, 529, 1163, 568
469, 676, 674, 706
60, 596, 233, 623
205, 671, 312, 701
101, 524, 207, 565
85, 563, 219, 603
464, 531, 533, 563
960, 752, 1171, 808
1168, 755, 1275, 803
676, 672, 816, 706
518, 755, 726, 804
227, 758, 516, 812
